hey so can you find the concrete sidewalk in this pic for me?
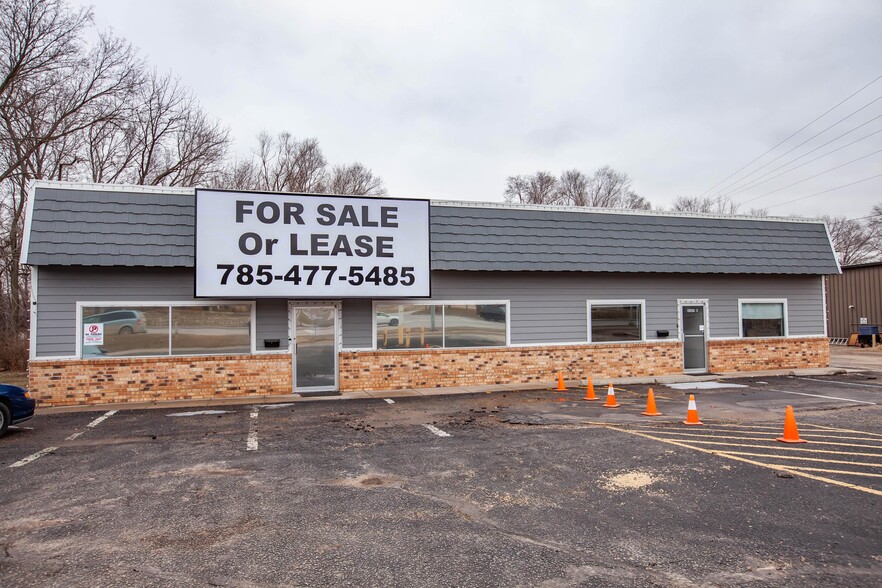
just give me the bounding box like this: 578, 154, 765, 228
829, 344, 882, 370
37, 365, 847, 415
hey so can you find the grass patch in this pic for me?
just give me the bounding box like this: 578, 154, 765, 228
0, 370, 28, 388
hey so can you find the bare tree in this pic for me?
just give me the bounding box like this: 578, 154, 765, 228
252, 132, 327, 193
222, 131, 387, 196
823, 214, 881, 266
505, 166, 651, 209
557, 169, 590, 206
0, 9, 141, 184
671, 195, 767, 216
325, 162, 387, 196
586, 166, 630, 208
504, 171, 560, 204
85, 71, 229, 186
0, 0, 91, 182
623, 191, 652, 211
870, 202, 882, 226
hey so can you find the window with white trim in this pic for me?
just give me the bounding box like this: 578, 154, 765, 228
375, 302, 508, 349
740, 301, 786, 337
588, 301, 644, 342
80, 303, 253, 358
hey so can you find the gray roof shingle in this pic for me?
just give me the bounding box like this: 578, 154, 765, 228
429, 205, 839, 274
23, 186, 840, 274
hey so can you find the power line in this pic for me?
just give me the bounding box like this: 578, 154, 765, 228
719, 115, 882, 199
740, 149, 882, 205
846, 213, 882, 222
697, 74, 882, 198
707, 93, 882, 200
765, 173, 882, 210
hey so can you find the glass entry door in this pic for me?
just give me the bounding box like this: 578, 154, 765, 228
681, 303, 707, 373
292, 305, 338, 393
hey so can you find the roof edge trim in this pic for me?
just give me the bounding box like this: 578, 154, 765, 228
19, 179, 38, 265
431, 199, 826, 225
840, 261, 882, 270
30, 179, 196, 195
823, 220, 843, 275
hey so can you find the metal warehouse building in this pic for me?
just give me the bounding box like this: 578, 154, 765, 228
21, 181, 840, 407
825, 261, 882, 340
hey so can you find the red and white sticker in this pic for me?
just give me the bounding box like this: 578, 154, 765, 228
83, 323, 104, 346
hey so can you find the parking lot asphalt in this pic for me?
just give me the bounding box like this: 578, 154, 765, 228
1, 373, 881, 587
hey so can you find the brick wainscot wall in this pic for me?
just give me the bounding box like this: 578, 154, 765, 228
339, 341, 683, 391
28, 337, 828, 406
29, 354, 292, 407
707, 336, 829, 372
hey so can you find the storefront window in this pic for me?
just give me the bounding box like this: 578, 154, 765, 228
375, 304, 443, 349
81, 303, 252, 358
375, 302, 507, 349
82, 306, 169, 357
444, 304, 507, 347
590, 303, 643, 342
171, 305, 251, 355
741, 302, 785, 337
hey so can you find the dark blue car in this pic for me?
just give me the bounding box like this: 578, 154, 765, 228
0, 384, 35, 436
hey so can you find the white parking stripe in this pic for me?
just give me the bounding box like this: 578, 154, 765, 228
9, 446, 58, 468
423, 424, 451, 437
168, 410, 232, 417
798, 377, 882, 389
65, 410, 118, 441
87, 410, 118, 427
766, 388, 876, 405
384, 398, 395, 404
10, 410, 118, 469
246, 409, 259, 451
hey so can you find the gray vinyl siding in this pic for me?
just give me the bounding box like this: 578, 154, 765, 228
33, 267, 825, 357
35, 267, 195, 357
254, 299, 289, 350
342, 299, 373, 348
340, 271, 826, 348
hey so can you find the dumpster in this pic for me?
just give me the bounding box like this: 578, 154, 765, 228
857, 325, 880, 347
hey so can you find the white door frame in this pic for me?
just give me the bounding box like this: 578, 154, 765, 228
289, 301, 342, 393
678, 299, 709, 374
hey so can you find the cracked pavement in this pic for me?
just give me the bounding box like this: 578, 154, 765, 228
1, 372, 881, 587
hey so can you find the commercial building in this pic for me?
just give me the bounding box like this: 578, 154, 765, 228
825, 261, 882, 340
21, 181, 840, 406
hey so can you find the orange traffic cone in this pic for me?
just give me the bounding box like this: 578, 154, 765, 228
553, 371, 569, 402
554, 371, 568, 391
603, 384, 621, 408
776, 405, 807, 444
584, 376, 598, 401
641, 388, 662, 416
682, 394, 703, 425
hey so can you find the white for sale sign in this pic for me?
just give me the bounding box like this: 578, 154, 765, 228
83, 323, 104, 345
195, 190, 431, 298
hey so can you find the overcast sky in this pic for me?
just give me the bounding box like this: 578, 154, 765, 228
80, 0, 882, 218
